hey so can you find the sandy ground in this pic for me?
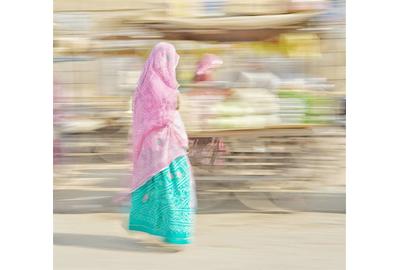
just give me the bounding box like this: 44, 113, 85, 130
54, 212, 345, 270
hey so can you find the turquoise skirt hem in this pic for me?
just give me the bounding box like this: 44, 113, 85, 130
129, 155, 194, 245
128, 224, 192, 245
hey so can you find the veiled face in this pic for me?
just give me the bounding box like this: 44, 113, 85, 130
149, 42, 179, 89
174, 54, 180, 69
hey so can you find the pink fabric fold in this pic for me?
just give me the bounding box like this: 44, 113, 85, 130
130, 42, 189, 192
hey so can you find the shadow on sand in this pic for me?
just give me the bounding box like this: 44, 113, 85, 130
54, 233, 178, 253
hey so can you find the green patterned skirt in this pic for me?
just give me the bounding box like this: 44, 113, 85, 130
129, 155, 195, 244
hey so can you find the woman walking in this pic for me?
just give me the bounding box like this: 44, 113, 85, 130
128, 42, 196, 247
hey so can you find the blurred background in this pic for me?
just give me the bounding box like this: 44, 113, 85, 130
53, 0, 345, 269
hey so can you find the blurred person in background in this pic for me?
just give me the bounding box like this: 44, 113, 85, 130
128, 42, 196, 249
194, 54, 223, 82
192, 54, 226, 156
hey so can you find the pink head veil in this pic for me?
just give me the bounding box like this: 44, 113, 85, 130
195, 54, 223, 75
130, 42, 189, 192
136, 42, 180, 91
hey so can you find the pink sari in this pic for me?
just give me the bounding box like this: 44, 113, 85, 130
130, 42, 189, 192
